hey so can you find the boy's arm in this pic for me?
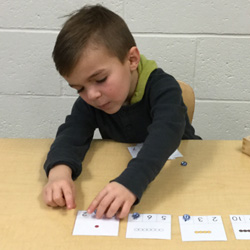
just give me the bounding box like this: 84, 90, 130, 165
113, 75, 187, 203
44, 97, 97, 180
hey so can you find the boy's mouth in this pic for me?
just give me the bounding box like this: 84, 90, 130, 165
97, 102, 110, 110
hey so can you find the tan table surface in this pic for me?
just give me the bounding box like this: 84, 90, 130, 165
0, 139, 250, 250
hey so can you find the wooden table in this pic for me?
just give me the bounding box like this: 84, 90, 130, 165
0, 139, 249, 249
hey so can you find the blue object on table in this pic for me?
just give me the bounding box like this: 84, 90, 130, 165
181, 161, 187, 166
183, 214, 191, 221
132, 212, 140, 219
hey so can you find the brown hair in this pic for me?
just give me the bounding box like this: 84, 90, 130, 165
52, 4, 136, 76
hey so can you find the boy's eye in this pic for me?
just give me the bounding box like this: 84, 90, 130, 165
77, 87, 84, 94
96, 77, 107, 83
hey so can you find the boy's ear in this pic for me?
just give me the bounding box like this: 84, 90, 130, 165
128, 46, 140, 71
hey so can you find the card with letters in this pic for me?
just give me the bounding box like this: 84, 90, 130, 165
72, 211, 119, 236
179, 215, 227, 241
126, 213, 171, 239
230, 215, 250, 240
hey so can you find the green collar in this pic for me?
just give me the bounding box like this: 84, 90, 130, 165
130, 55, 157, 104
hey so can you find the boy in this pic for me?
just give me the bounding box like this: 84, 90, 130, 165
43, 4, 201, 219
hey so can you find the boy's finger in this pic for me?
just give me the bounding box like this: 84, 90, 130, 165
94, 194, 115, 219
62, 185, 76, 209
52, 188, 66, 207
87, 189, 108, 214
43, 188, 57, 207
105, 198, 123, 218
116, 201, 131, 219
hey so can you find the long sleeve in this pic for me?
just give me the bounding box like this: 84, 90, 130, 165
44, 97, 97, 180
44, 68, 200, 200
112, 72, 187, 202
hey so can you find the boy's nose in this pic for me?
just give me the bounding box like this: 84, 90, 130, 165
86, 87, 101, 100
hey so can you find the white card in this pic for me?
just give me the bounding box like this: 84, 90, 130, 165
169, 149, 183, 159
179, 215, 227, 241
128, 143, 183, 160
128, 143, 143, 158
72, 211, 119, 236
230, 215, 250, 240
126, 213, 171, 239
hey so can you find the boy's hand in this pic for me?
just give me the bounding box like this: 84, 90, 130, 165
87, 182, 136, 219
42, 165, 76, 209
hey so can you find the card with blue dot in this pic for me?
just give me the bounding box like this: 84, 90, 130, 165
179, 215, 227, 241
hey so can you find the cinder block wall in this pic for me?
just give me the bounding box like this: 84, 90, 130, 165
1, 0, 250, 139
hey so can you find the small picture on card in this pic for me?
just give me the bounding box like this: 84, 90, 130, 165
126, 213, 171, 239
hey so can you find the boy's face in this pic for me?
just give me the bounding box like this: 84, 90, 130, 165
65, 45, 139, 114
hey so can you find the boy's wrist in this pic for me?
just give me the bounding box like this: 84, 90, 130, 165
48, 164, 72, 180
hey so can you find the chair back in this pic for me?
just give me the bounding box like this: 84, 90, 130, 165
177, 80, 195, 123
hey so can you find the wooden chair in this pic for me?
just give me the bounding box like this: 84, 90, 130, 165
177, 80, 195, 123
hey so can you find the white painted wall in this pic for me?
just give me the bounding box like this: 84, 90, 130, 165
1, 0, 250, 139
